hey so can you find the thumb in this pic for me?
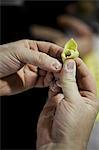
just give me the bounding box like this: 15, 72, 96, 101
16, 46, 62, 72
60, 59, 80, 103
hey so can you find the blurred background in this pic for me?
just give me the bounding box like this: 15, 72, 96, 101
1, 0, 99, 149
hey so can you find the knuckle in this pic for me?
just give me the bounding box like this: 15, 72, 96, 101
38, 53, 47, 63
23, 39, 30, 48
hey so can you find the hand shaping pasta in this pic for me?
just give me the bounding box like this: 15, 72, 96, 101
0, 40, 62, 95
37, 58, 99, 150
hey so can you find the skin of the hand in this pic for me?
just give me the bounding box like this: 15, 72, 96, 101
37, 58, 99, 150
0, 40, 63, 96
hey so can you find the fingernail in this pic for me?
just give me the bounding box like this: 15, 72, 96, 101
53, 61, 62, 70
65, 61, 74, 72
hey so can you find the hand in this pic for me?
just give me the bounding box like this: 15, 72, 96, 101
0, 40, 62, 96
37, 58, 99, 150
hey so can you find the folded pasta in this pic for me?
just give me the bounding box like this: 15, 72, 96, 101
61, 38, 79, 62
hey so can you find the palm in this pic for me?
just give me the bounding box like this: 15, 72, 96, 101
52, 95, 97, 143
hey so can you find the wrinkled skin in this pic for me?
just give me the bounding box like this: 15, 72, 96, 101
0, 40, 63, 95
37, 58, 99, 150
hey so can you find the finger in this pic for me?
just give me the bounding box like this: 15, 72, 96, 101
35, 72, 54, 88
19, 65, 38, 88
44, 72, 54, 87
48, 82, 62, 100
37, 94, 63, 149
38, 69, 47, 77
53, 72, 62, 87
17, 46, 62, 72
76, 58, 96, 95
60, 59, 80, 103
29, 40, 63, 60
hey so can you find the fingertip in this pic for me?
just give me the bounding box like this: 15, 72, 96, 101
52, 60, 62, 72
48, 82, 61, 98
60, 59, 79, 102
64, 59, 75, 70
61, 59, 76, 77
64, 59, 75, 64
75, 57, 83, 66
